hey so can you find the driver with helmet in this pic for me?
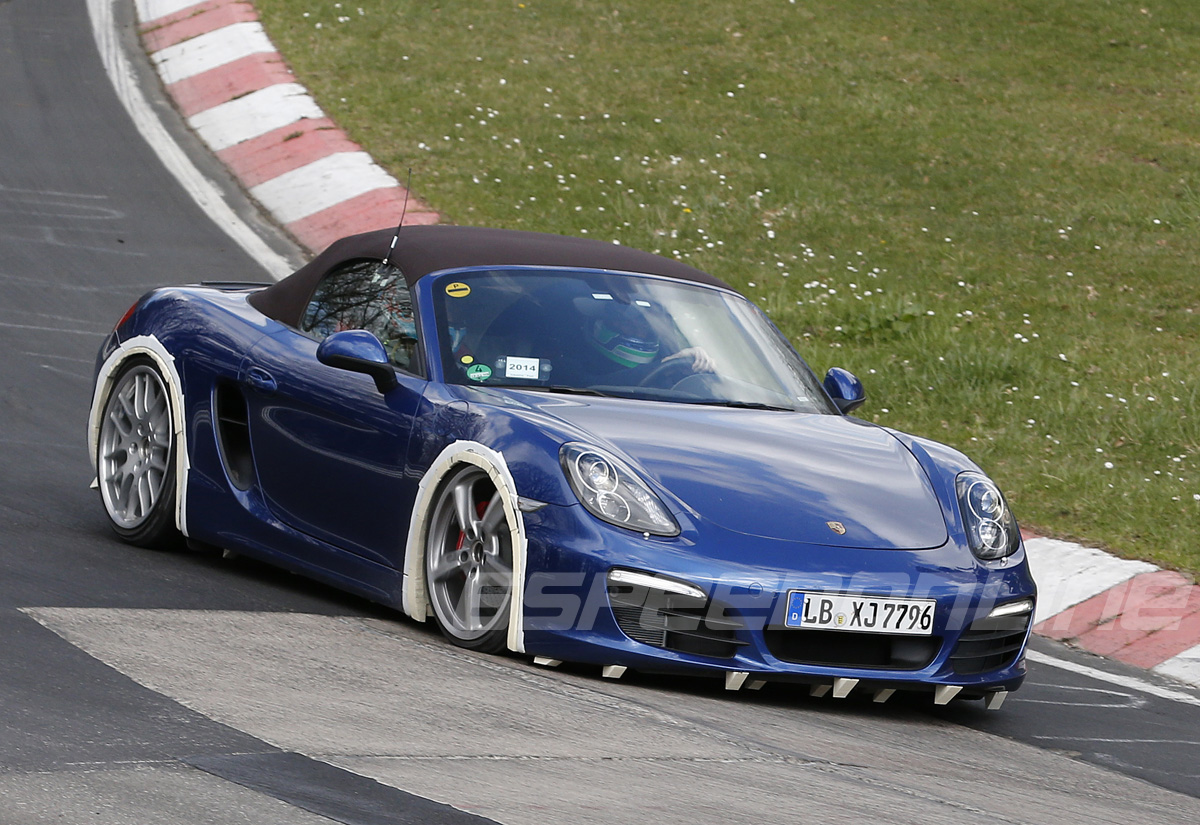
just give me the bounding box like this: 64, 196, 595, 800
582, 297, 714, 384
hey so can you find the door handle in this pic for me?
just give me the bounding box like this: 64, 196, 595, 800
243, 365, 277, 394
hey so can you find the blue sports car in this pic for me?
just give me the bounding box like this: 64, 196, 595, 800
89, 225, 1035, 709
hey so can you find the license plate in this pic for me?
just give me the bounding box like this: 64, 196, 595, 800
784, 592, 935, 636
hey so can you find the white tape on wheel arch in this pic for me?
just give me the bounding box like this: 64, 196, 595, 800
88, 335, 191, 537
402, 442, 528, 654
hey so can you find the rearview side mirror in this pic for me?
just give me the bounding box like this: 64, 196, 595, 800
823, 367, 866, 414
316, 330, 399, 393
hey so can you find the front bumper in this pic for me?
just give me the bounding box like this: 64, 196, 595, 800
518, 503, 1036, 704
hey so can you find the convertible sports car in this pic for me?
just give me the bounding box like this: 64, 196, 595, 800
89, 225, 1035, 709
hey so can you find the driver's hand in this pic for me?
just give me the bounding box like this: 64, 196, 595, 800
663, 347, 715, 373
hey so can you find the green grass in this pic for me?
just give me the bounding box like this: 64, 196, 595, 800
252, 0, 1200, 574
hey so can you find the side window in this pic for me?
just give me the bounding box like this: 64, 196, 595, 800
300, 261, 420, 372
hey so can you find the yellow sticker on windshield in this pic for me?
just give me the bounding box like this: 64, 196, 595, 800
446, 282, 471, 298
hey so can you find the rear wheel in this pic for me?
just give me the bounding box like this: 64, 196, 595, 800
96, 358, 180, 548
425, 465, 513, 653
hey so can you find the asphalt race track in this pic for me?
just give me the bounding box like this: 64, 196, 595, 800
0, 2, 1198, 822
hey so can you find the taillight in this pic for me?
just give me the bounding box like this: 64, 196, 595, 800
113, 301, 138, 334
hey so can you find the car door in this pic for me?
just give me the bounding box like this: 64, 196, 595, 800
239, 261, 426, 568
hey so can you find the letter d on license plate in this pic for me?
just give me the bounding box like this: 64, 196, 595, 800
785, 592, 935, 636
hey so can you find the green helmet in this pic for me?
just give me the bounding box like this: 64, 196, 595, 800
591, 317, 660, 368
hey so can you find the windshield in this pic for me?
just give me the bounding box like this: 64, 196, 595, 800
432, 267, 835, 414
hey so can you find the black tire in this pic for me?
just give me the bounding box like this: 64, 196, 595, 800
424, 465, 513, 653
95, 357, 181, 548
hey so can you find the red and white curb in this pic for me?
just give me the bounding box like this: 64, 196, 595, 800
135, 0, 437, 256
1025, 535, 1199, 686
133, 0, 1200, 692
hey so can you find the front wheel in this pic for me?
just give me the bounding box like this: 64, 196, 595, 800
424, 465, 513, 653
96, 358, 180, 548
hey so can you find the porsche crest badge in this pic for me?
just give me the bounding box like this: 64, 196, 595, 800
826, 521, 847, 535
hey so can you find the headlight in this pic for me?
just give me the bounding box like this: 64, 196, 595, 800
955, 471, 1020, 560
561, 443, 679, 536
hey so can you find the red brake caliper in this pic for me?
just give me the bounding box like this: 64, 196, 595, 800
455, 499, 491, 551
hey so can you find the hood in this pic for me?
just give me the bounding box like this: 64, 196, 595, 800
530, 397, 949, 550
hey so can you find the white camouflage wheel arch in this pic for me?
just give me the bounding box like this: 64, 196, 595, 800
87, 334, 190, 536
402, 441, 529, 654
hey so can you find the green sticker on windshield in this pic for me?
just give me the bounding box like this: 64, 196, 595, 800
466, 363, 492, 382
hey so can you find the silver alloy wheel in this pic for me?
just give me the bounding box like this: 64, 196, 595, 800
425, 466, 513, 647
98, 363, 174, 529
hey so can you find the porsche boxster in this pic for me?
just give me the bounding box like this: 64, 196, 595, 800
89, 225, 1036, 709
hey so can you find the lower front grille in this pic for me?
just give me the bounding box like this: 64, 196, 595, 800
949, 612, 1031, 675
763, 628, 941, 670
608, 584, 746, 659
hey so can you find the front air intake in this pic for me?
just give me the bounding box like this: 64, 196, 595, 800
607, 571, 746, 659
949, 611, 1031, 675
763, 628, 941, 670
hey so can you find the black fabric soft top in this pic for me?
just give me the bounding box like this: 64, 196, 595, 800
248, 225, 733, 328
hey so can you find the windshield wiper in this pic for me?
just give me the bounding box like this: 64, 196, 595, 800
522, 385, 616, 398
692, 399, 796, 411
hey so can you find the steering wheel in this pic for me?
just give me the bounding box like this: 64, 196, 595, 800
636, 358, 694, 389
